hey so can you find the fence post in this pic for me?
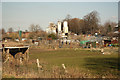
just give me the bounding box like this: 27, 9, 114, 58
62, 64, 67, 73
27, 47, 29, 62
36, 59, 42, 73
101, 48, 104, 54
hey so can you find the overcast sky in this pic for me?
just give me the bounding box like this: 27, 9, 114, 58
1, 1, 119, 31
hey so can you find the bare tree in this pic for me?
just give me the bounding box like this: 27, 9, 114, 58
69, 18, 80, 34
65, 14, 72, 21
8, 27, 14, 33
29, 24, 41, 33
67, 18, 84, 34
0, 28, 6, 34
101, 21, 117, 37
83, 10, 100, 35
29, 24, 43, 39
63, 11, 100, 35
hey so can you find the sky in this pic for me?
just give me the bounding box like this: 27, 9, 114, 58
0, 2, 1, 30
1, 0, 120, 2
119, 1, 120, 21
1, 1, 119, 31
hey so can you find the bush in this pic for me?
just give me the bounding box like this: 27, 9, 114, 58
48, 34, 58, 40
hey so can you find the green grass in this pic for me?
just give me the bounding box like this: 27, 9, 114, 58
29, 48, 118, 77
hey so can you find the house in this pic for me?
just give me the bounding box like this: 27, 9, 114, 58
46, 22, 57, 34
46, 21, 69, 39
22, 32, 30, 38
114, 25, 119, 34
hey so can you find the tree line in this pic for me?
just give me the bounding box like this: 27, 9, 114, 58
0, 10, 118, 40
64, 10, 117, 37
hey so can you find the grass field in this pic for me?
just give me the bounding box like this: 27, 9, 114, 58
29, 48, 119, 78
2, 48, 119, 78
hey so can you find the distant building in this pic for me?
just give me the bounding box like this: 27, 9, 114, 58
46, 22, 57, 34
46, 21, 69, 39
114, 25, 119, 34
63, 21, 68, 36
22, 32, 30, 38
58, 21, 62, 35
6, 31, 30, 41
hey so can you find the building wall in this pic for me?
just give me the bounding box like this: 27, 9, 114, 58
63, 21, 68, 33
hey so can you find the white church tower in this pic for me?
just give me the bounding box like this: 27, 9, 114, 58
63, 21, 68, 35
58, 21, 62, 35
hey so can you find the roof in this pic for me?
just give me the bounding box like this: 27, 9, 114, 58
4, 46, 29, 49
